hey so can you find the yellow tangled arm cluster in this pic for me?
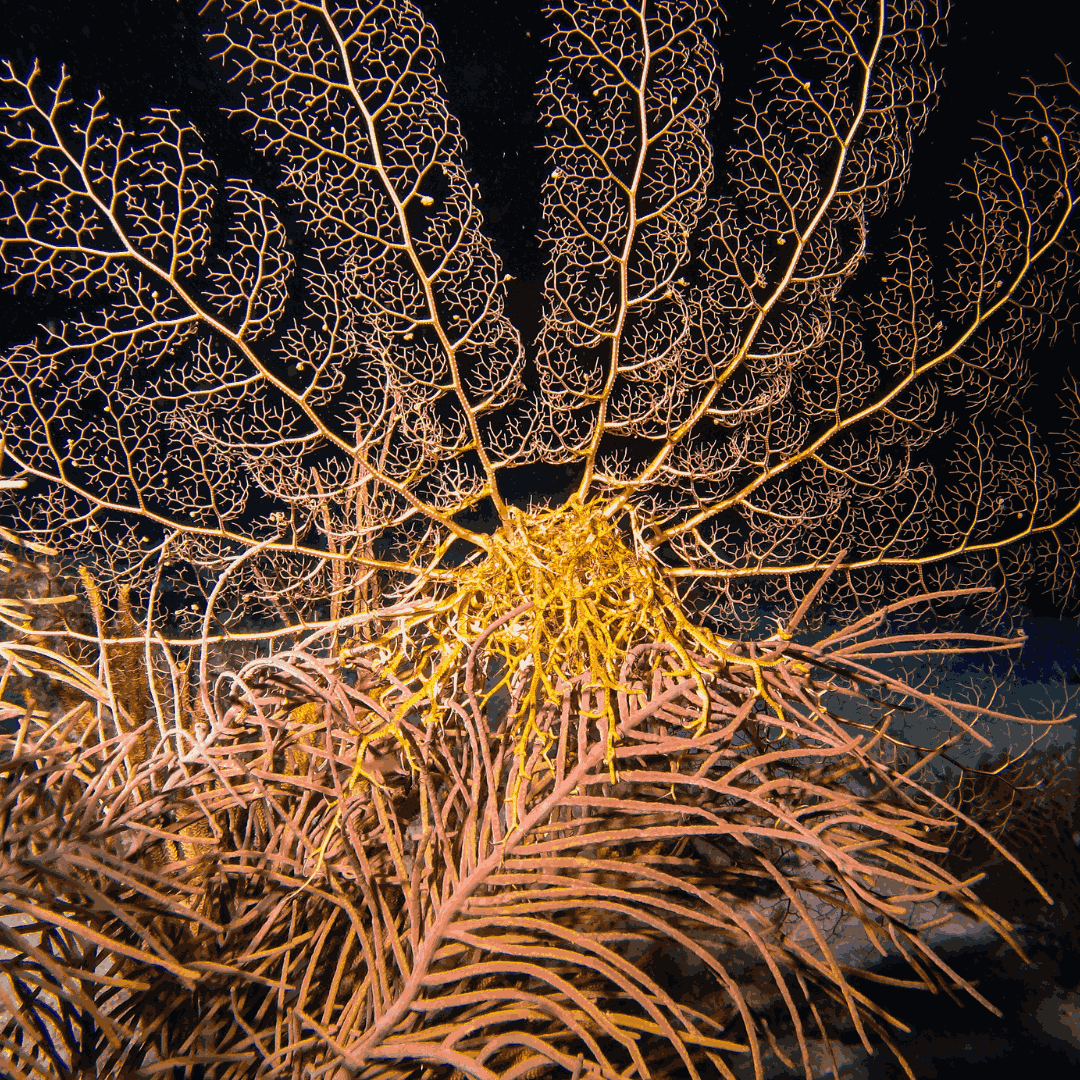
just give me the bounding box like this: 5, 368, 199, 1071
326, 500, 796, 842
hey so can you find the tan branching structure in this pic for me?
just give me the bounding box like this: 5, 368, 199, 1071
1, 1, 1079, 1077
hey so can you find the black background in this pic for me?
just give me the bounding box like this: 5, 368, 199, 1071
1, 0, 1077, 654
0, 0, 1070, 298
1, 0, 1075, 607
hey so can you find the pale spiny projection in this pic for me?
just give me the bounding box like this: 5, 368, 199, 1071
0, 1, 1079, 1078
